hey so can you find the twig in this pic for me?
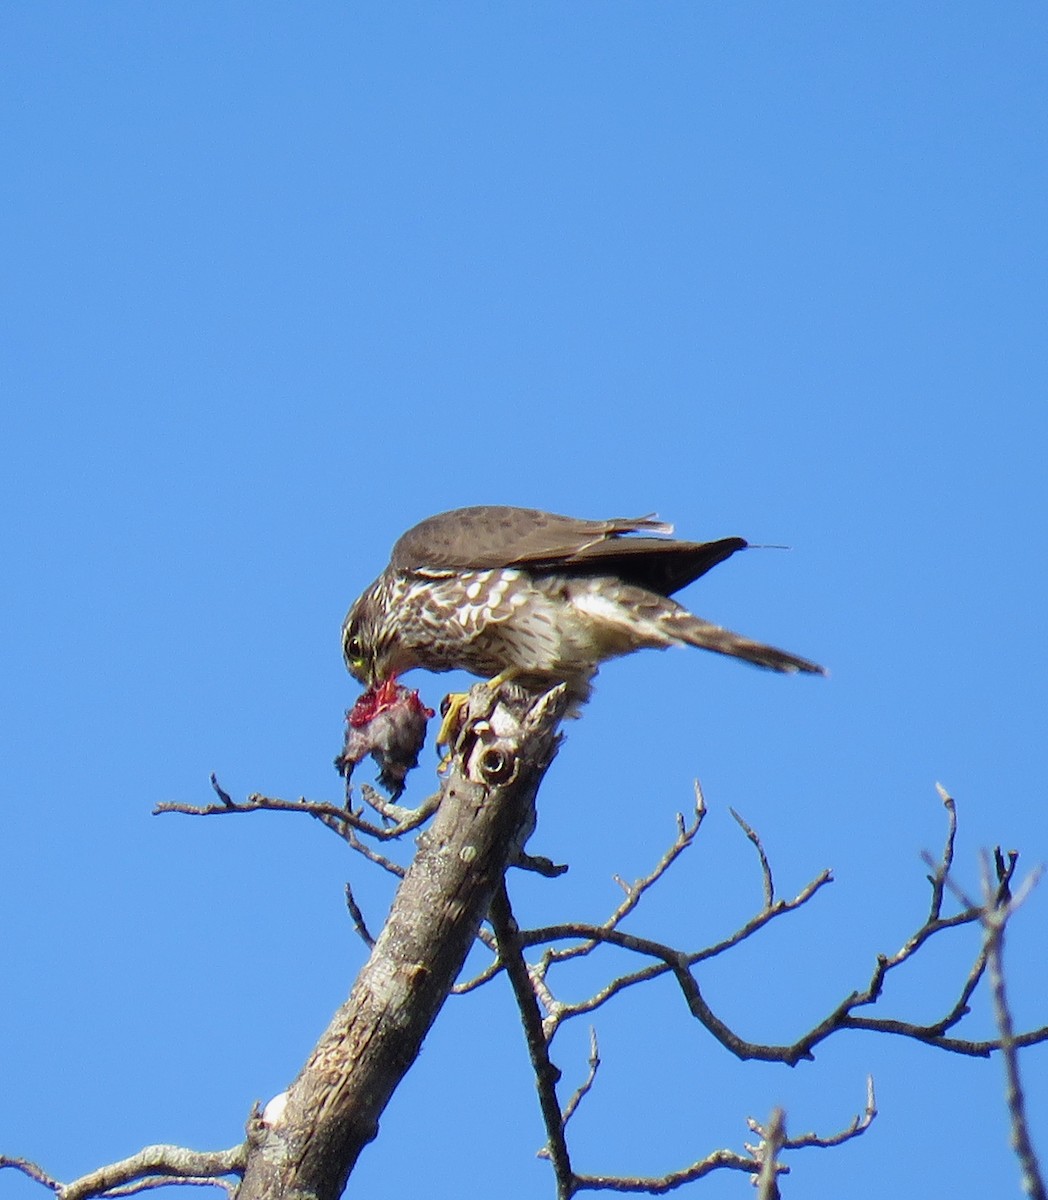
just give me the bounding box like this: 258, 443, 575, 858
344, 883, 375, 948
573, 1149, 758, 1194
730, 808, 774, 908
455, 802, 706, 996
543, 797, 705, 972
980, 853, 1047, 1200
559, 1027, 601, 1130
358, 782, 433, 827
155, 789, 437, 844
526, 868, 833, 1041
0, 1157, 62, 1193
92, 1176, 238, 1196
780, 1075, 878, 1149
525, 793, 1048, 1068
209, 774, 235, 809
573, 1077, 879, 1196
0, 1145, 248, 1200
341, 824, 406, 877
927, 783, 958, 919
489, 882, 575, 1200
753, 1108, 785, 1200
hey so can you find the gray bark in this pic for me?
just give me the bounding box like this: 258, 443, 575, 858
235, 683, 566, 1200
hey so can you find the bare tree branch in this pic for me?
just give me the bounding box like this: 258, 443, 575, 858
730, 807, 774, 908
490, 881, 575, 1200
778, 1075, 878, 1149
528, 867, 833, 1043
559, 1027, 601, 1131
927, 782, 958, 919
752, 1108, 785, 1200
233, 683, 567, 1200
11, 738, 1045, 1200
980, 854, 1047, 1200
87, 1175, 238, 1197
155, 787, 439, 844
0, 1157, 62, 1194
343, 882, 375, 948
573, 1150, 758, 1195
0, 1145, 248, 1200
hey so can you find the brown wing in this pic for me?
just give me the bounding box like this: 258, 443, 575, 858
389, 505, 746, 597
390, 506, 674, 572
556, 535, 747, 596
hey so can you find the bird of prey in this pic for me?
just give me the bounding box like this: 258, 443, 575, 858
342, 506, 824, 712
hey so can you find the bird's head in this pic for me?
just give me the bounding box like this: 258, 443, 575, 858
342, 591, 381, 686
342, 579, 406, 686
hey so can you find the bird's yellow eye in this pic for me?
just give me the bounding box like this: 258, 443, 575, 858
346, 635, 364, 660
345, 634, 370, 678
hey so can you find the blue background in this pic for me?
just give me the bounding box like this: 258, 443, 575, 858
3, 5, 1046, 1198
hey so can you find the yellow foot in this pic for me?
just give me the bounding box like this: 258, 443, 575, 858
436, 690, 469, 750
436, 670, 521, 767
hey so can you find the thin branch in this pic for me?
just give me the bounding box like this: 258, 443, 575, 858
927, 783, 958, 919
358, 782, 440, 827
528, 868, 833, 1040
155, 788, 437, 844
497, 792, 1048, 1073
489, 882, 575, 1200
573, 1149, 758, 1194
456, 800, 706, 996
209, 773, 236, 809
0, 1145, 249, 1200
542, 798, 705, 972
340, 824, 406, 877
93, 1176, 238, 1196
730, 808, 774, 908
559, 1027, 601, 1130
574, 1076, 879, 1197
779, 1075, 878, 1149
753, 1108, 785, 1200
0, 1157, 62, 1194
344, 883, 375, 948
980, 854, 1047, 1200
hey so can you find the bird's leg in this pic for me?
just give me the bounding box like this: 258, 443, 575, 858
436, 669, 521, 758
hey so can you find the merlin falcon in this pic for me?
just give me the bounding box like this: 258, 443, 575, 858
342, 506, 824, 710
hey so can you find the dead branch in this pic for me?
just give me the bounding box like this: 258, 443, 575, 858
496, 794, 1048, 1070
752, 1108, 785, 1200
455, 795, 707, 995
572, 1149, 758, 1195
10, 712, 1046, 1200
559, 1027, 601, 1131
730, 807, 774, 907
154, 782, 440, 844
0, 1144, 247, 1200
232, 682, 567, 1200
0, 1157, 62, 1194
343, 882, 375, 948
775, 1075, 877, 1150
981, 853, 1046, 1200
490, 881, 575, 1200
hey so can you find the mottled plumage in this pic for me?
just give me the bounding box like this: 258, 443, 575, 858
342, 505, 824, 708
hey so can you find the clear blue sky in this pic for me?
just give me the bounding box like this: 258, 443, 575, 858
3, 5, 1046, 1198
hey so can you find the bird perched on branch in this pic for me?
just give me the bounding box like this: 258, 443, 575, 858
342, 505, 824, 714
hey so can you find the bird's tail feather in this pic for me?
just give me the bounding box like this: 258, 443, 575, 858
667, 613, 825, 675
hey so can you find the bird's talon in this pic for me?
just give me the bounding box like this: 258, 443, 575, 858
436, 690, 470, 750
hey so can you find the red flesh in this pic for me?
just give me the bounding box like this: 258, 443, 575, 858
348, 677, 434, 728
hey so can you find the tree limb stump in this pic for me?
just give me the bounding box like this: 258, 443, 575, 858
236, 682, 566, 1200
